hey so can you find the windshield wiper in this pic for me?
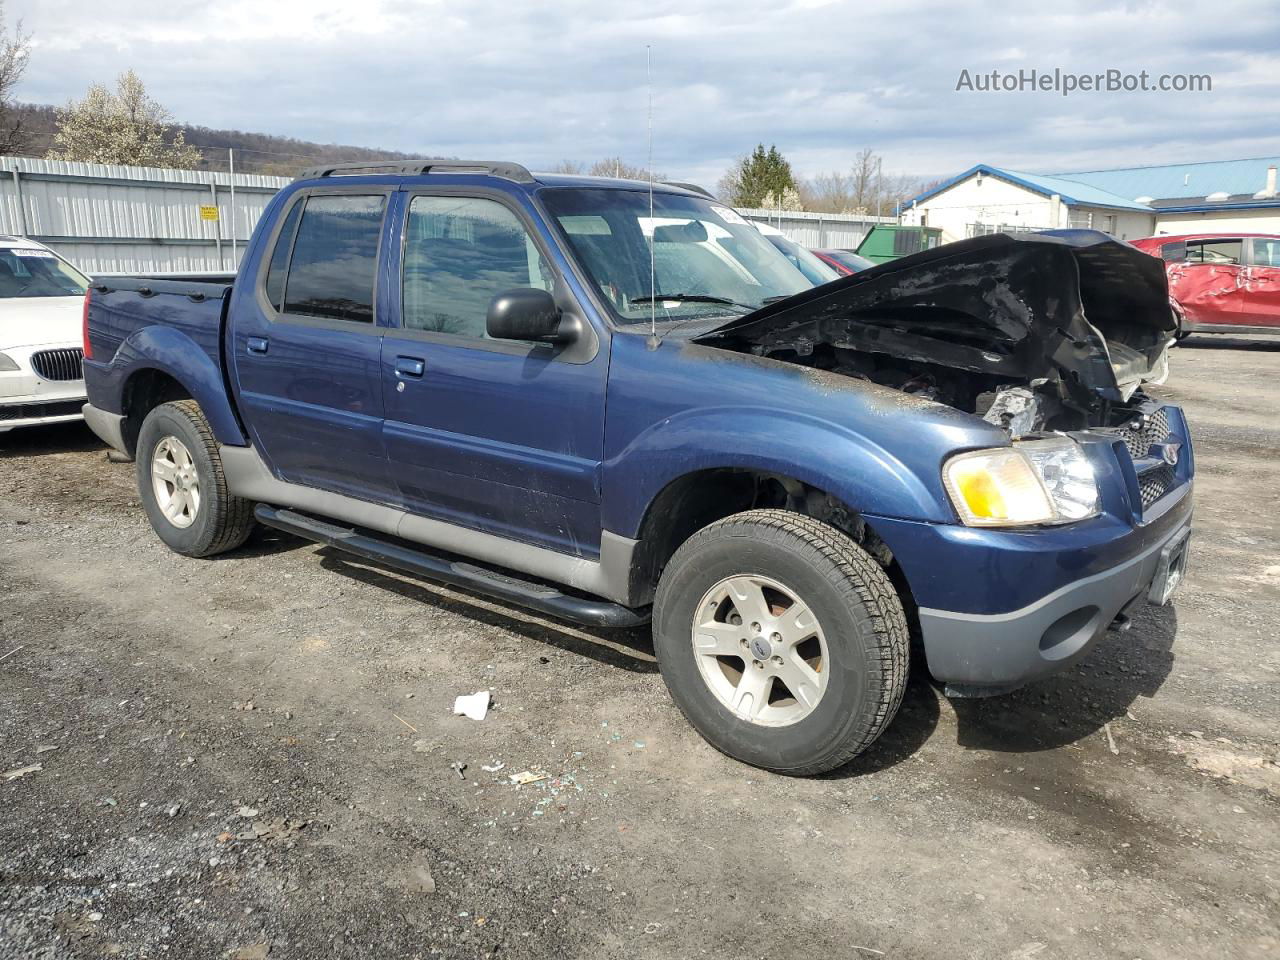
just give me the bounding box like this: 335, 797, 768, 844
630, 293, 758, 312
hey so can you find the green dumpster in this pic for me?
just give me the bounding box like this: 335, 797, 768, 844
854, 225, 944, 264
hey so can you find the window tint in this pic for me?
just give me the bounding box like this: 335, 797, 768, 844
1185, 239, 1242, 265
263, 198, 303, 310
402, 196, 552, 337
282, 194, 385, 323
1252, 238, 1280, 268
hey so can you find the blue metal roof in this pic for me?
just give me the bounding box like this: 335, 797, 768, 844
1046, 156, 1280, 203
905, 164, 1153, 212
907, 157, 1280, 214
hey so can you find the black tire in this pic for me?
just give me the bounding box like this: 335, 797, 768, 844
653, 509, 909, 776
135, 399, 255, 557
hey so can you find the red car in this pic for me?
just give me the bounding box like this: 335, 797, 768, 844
810, 248, 875, 276
1131, 233, 1280, 336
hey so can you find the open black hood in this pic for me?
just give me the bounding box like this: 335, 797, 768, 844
695, 230, 1175, 410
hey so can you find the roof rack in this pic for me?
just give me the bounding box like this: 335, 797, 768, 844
294, 159, 536, 184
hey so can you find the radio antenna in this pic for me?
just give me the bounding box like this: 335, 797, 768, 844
646, 44, 656, 341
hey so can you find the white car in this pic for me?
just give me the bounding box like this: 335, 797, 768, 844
0, 237, 92, 433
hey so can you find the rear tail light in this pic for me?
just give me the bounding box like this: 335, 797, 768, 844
82, 289, 92, 360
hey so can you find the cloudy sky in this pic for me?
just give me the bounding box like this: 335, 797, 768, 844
10, 0, 1280, 187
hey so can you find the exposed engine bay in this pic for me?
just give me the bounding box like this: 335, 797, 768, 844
695, 230, 1176, 438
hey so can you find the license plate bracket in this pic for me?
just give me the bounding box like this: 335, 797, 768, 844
1148, 528, 1191, 606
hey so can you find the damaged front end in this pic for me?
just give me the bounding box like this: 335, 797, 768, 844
695, 229, 1176, 437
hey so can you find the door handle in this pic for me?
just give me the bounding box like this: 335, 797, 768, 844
246, 337, 269, 355
395, 356, 426, 378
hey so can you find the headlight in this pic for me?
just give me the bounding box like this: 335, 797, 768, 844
943, 438, 1099, 527
0, 352, 20, 372
1018, 437, 1100, 522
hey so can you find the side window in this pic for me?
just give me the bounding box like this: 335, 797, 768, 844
1185, 239, 1242, 265
402, 195, 552, 337
263, 198, 303, 310
1160, 241, 1187, 263
1252, 238, 1280, 268
281, 194, 385, 323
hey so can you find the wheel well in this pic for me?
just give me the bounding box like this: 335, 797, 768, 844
120, 369, 192, 457
629, 469, 916, 629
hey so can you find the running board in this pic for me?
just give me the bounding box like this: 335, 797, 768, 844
254, 504, 650, 629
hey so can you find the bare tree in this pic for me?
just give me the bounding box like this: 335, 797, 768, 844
587, 156, 663, 180
47, 70, 200, 169
801, 149, 926, 216
0, 3, 31, 154
549, 159, 584, 174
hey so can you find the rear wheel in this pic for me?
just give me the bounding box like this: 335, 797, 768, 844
136, 400, 255, 557
653, 509, 909, 775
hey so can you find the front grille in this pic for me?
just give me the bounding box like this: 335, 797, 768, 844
1138, 463, 1176, 509
30, 348, 84, 382
1117, 407, 1170, 460
0, 399, 84, 422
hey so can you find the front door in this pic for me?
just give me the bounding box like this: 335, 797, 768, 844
1242, 237, 1280, 327
1168, 237, 1244, 328
379, 190, 608, 557
229, 188, 395, 501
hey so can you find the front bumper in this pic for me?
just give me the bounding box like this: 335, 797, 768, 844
1, 343, 86, 432
914, 513, 1191, 686
867, 408, 1195, 688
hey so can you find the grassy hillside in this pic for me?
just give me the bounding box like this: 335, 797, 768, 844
11, 103, 416, 175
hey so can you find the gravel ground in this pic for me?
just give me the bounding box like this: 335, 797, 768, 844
1, 336, 1278, 960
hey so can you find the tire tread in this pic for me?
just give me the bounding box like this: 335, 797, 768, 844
657, 508, 909, 775
141, 400, 255, 557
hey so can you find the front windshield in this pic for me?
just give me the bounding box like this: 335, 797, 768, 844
0, 247, 89, 298
541, 188, 812, 325
764, 233, 839, 285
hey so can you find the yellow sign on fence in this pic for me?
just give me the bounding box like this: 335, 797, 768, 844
199, 205, 220, 221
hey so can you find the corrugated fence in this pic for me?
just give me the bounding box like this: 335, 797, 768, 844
738, 208, 896, 249
0, 156, 290, 275
0, 156, 898, 275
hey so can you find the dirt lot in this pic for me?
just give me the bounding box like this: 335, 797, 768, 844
2, 337, 1278, 960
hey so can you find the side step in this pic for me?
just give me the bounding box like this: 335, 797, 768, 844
254, 505, 650, 629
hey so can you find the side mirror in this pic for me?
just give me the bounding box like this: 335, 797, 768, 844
486, 288, 567, 343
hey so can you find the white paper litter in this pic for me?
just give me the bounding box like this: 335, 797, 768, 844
453, 690, 490, 721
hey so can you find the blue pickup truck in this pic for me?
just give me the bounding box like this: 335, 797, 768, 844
81, 160, 1193, 774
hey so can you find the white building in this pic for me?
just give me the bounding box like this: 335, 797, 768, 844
900, 157, 1280, 243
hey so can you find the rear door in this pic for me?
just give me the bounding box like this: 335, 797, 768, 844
378, 188, 608, 557
1241, 237, 1280, 327
1166, 237, 1244, 327
230, 187, 396, 501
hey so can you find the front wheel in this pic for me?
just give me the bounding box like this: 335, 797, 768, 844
653, 509, 909, 775
136, 400, 255, 557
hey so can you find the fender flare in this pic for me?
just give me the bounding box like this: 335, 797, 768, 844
603, 406, 952, 538
114, 325, 245, 446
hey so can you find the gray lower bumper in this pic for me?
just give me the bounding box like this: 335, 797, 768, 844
918, 521, 1192, 687
82, 403, 130, 457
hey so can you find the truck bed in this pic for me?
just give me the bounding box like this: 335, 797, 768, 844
87, 276, 235, 384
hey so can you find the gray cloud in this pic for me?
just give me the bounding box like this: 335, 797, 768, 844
12, 0, 1280, 187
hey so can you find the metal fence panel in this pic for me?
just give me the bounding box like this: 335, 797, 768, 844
0, 156, 290, 275
738, 208, 896, 250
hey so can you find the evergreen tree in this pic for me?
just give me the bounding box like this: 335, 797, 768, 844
720, 143, 798, 208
